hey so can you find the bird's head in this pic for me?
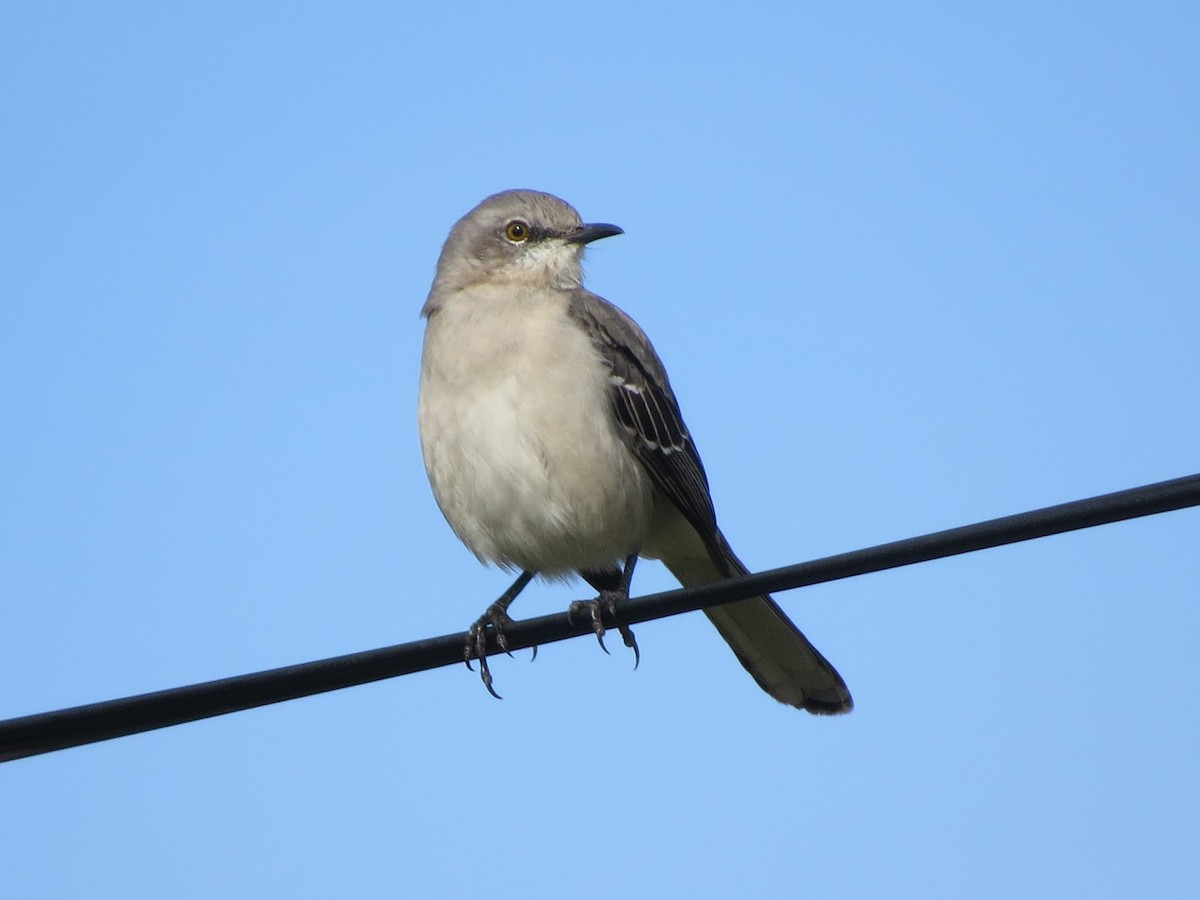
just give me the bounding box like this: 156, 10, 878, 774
428, 189, 622, 297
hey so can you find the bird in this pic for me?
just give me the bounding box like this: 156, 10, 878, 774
417, 189, 852, 713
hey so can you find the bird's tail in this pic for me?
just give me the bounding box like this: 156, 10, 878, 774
662, 531, 853, 714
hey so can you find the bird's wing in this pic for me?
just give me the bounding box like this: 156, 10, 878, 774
566, 291, 722, 555
567, 291, 853, 714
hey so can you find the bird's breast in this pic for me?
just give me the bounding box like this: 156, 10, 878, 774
418, 291, 653, 574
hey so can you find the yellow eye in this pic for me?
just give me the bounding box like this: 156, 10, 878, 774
504, 220, 529, 242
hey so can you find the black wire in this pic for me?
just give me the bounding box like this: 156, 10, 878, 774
2, 473, 1198, 763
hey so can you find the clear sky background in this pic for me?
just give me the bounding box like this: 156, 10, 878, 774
3, 3, 1198, 897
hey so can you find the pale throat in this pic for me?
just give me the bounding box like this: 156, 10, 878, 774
507, 240, 584, 289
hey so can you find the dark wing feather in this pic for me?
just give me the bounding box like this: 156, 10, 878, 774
566, 291, 722, 554
568, 293, 853, 714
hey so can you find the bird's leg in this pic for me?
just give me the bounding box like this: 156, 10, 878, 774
572, 551, 641, 669
465, 570, 534, 699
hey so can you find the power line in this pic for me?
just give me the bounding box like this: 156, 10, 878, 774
2, 472, 1197, 763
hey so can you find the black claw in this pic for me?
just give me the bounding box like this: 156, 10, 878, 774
464, 604, 516, 700
478, 656, 502, 700
569, 598, 609, 653
529, 645, 538, 663
620, 624, 641, 670
574, 554, 641, 670
570, 591, 640, 667
462, 570, 534, 699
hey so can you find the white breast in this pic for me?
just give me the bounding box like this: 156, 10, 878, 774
418, 286, 654, 575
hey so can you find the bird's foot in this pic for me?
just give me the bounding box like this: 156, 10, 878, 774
568, 590, 640, 669
465, 601, 518, 700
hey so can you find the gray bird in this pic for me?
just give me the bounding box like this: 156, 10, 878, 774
418, 189, 852, 713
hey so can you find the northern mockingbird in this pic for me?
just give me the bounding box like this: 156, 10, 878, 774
418, 189, 852, 714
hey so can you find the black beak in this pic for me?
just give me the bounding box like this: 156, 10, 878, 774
565, 222, 624, 245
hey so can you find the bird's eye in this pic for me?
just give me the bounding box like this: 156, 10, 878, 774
504, 220, 529, 242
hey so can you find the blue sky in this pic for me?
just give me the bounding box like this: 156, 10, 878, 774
2, 3, 1198, 897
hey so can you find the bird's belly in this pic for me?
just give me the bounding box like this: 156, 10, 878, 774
419, 339, 653, 575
